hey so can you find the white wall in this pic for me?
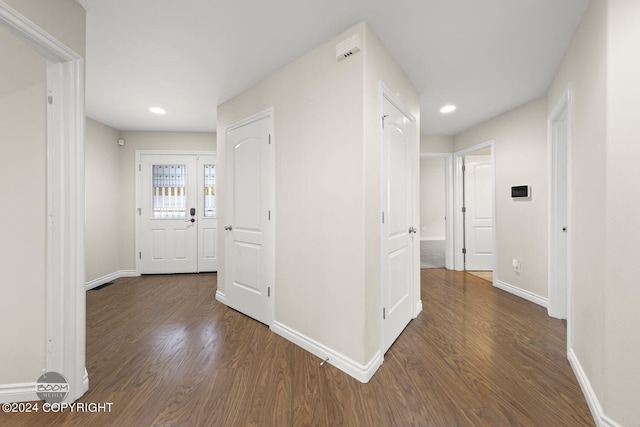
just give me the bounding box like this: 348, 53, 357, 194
117, 131, 216, 271
547, 0, 608, 416
218, 22, 368, 365
218, 22, 418, 370
363, 23, 420, 364
85, 119, 121, 283
604, 0, 640, 424
420, 158, 446, 240
454, 96, 548, 298
421, 135, 453, 153
0, 0, 85, 385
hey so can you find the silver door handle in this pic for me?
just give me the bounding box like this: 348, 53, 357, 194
224, 225, 233, 231
408, 227, 417, 234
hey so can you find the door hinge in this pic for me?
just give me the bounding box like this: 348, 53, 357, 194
462, 165, 466, 172
383, 307, 386, 320
139, 164, 141, 172
381, 114, 389, 129
268, 134, 271, 145
382, 212, 385, 224
268, 210, 271, 220
462, 248, 467, 254
268, 287, 271, 297
47, 95, 53, 105
462, 207, 466, 213
139, 252, 142, 259
138, 207, 141, 216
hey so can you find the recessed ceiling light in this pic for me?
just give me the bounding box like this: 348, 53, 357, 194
440, 104, 456, 114
149, 107, 166, 115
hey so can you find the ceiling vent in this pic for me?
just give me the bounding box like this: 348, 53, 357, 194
336, 33, 362, 62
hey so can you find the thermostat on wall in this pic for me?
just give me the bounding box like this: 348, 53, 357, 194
511, 185, 531, 199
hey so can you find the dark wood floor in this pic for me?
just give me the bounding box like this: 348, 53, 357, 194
4, 269, 594, 426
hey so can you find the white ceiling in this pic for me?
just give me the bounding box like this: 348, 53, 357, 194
77, 0, 589, 135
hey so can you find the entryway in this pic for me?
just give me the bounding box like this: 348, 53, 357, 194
137, 151, 217, 274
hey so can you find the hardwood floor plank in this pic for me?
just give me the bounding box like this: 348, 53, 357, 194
1, 269, 594, 426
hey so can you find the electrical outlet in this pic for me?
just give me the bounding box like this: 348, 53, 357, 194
512, 258, 521, 273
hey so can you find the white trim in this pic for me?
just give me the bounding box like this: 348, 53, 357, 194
1, 1, 87, 403
215, 290, 226, 304
0, 383, 38, 404
272, 321, 383, 383
494, 280, 547, 308
419, 153, 454, 269
453, 141, 496, 273
85, 270, 138, 291
568, 349, 621, 427
547, 84, 573, 350
420, 237, 445, 241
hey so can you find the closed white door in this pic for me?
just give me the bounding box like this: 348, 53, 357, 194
464, 155, 493, 271
140, 154, 198, 274
381, 95, 416, 354
198, 155, 218, 272
225, 114, 273, 325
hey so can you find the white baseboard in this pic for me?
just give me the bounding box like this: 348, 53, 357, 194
568, 349, 621, 427
420, 237, 445, 241
85, 270, 138, 291
494, 280, 547, 308
271, 321, 383, 383
414, 300, 423, 318
215, 290, 226, 304
0, 382, 38, 404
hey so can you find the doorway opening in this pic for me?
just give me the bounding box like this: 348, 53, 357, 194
454, 141, 495, 284
419, 153, 453, 270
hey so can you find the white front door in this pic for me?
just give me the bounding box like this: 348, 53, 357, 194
464, 155, 494, 271
198, 155, 218, 272
140, 154, 198, 274
381, 95, 416, 354
225, 113, 273, 325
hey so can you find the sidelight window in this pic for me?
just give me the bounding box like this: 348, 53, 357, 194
204, 164, 216, 218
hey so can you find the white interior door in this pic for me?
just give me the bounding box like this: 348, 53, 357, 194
140, 154, 198, 274
464, 155, 494, 271
225, 114, 273, 325
381, 95, 416, 354
198, 155, 218, 272
549, 108, 569, 319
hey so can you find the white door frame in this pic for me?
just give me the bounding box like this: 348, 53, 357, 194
135, 150, 216, 275
453, 141, 496, 278
419, 153, 454, 270
222, 108, 275, 325
548, 84, 573, 349
379, 82, 420, 357
0, 2, 87, 401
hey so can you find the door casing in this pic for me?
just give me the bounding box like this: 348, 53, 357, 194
222, 108, 275, 326
453, 141, 496, 275
379, 82, 420, 355
0, 1, 87, 403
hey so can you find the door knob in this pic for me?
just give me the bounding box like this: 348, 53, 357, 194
186, 218, 195, 223
224, 225, 233, 231
408, 227, 417, 234
562, 226, 567, 232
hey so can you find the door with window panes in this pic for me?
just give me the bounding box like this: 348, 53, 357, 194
139, 153, 217, 274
